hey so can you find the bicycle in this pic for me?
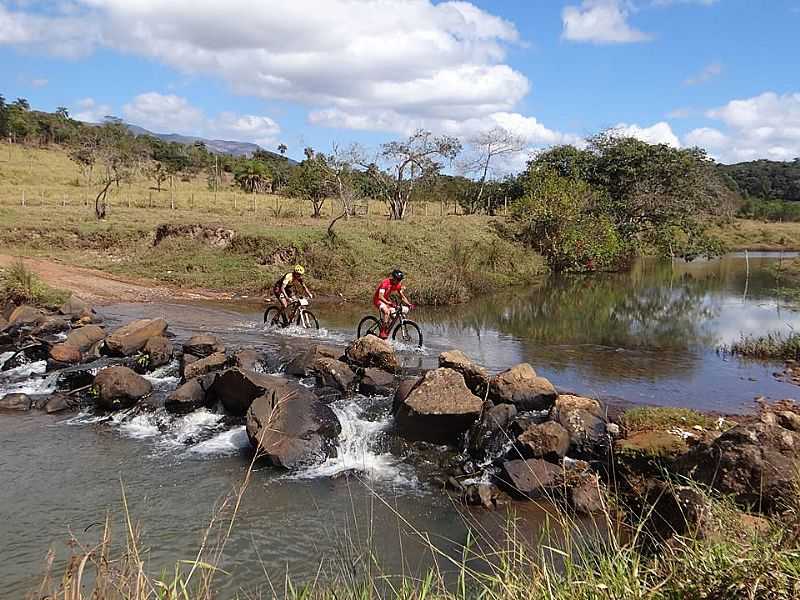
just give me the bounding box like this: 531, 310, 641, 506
263, 297, 319, 330
357, 305, 423, 348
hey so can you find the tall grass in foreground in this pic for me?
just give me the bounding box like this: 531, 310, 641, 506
0, 259, 68, 308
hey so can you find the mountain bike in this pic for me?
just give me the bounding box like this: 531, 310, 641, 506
357, 305, 423, 348
263, 297, 319, 330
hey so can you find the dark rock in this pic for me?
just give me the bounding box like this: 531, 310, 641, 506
312, 357, 356, 393
182, 334, 225, 358
463, 483, 512, 510
49, 343, 82, 365
359, 368, 396, 396
439, 350, 489, 397
643, 483, 710, 541
510, 412, 549, 436
568, 474, 605, 515
285, 344, 341, 377
551, 394, 608, 458
42, 392, 79, 414
0, 393, 32, 411
32, 317, 70, 336
394, 368, 483, 444
0, 315, 7, 331
106, 318, 168, 356
59, 295, 93, 320
183, 352, 228, 381
210, 368, 317, 416
678, 422, 800, 513
514, 421, 570, 462
143, 336, 173, 368
467, 402, 517, 461
392, 378, 418, 413
496, 458, 562, 499
345, 335, 400, 373
775, 410, 800, 433
233, 349, 266, 373
489, 363, 557, 411
65, 325, 106, 352
9, 305, 45, 326
246, 390, 341, 468
166, 377, 213, 413
93, 366, 152, 410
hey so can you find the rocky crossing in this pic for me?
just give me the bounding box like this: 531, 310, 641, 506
3, 297, 800, 530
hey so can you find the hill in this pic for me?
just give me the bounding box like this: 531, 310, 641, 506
717, 159, 800, 202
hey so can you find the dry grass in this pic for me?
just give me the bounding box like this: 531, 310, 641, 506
710, 219, 800, 251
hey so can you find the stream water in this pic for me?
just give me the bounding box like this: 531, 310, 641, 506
2, 253, 800, 597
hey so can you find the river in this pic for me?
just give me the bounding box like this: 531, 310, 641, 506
2, 253, 799, 596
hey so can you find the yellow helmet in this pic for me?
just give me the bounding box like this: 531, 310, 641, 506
293, 264, 305, 275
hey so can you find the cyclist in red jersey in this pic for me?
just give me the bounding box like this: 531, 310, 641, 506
373, 269, 413, 338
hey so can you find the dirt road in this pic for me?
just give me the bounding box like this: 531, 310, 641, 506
0, 254, 232, 305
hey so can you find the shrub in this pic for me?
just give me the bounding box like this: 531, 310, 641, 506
0, 260, 67, 308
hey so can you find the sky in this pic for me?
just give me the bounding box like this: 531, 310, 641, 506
0, 0, 799, 165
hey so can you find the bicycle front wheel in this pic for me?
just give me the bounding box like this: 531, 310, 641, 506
298, 310, 319, 330
357, 316, 381, 338
263, 306, 281, 326
393, 320, 423, 348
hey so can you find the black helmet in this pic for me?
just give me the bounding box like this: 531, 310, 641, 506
391, 269, 404, 281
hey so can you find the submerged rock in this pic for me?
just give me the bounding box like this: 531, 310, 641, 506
0, 393, 32, 411
166, 375, 215, 413
106, 318, 168, 356
394, 368, 483, 444
183, 334, 225, 358
143, 336, 173, 368
345, 336, 400, 374
489, 363, 557, 411
42, 392, 79, 414
359, 368, 396, 396
439, 350, 490, 397
467, 402, 517, 461
93, 366, 152, 410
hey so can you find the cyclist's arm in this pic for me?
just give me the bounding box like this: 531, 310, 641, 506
302, 282, 313, 299
398, 289, 412, 306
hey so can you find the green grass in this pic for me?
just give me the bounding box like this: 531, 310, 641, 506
0, 259, 68, 309
725, 331, 800, 361
618, 407, 720, 434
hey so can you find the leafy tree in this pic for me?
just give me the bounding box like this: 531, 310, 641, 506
287, 151, 334, 217
277, 143, 287, 156
717, 159, 800, 202
234, 160, 272, 194
6, 99, 36, 142
0, 94, 8, 138
460, 127, 524, 214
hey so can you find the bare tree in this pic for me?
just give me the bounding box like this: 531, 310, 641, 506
361, 130, 461, 220
461, 127, 524, 214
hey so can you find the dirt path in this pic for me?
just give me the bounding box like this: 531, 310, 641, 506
0, 254, 232, 305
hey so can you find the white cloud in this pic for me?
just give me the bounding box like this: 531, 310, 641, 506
210, 112, 280, 147
692, 92, 800, 162
610, 121, 681, 147
684, 61, 722, 85
30, 77, 48, 88
70, 97, 112, 122
562, 0, 651, 44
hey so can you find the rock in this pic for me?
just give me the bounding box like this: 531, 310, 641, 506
42, 393, 78, 414
489, 364, 557, 411
345, 335, 400, 374
467, 403, 517, 461
515, 421, 571, 462
233, 349, 266, 373
394, 368, 483, 444
93, 366, 152, 410
392, 378, 418, 413
775, 410, 800, 433
312, 357, 356, 393
183, 352, 228, 381
616, 430, 689, 459
0, 315, 7, 330
9, 305, 45, 326
246, 390, 341, 468
166, 377, 214, 413
210, 368, 318, 416
439, 350, 489, 397
182, 334, 225, 358
49, 343, 82, 365
143, 336, 173, 368
359, 368, 396, 396
568, 474, 605, 515
678, 422, 800, 514
60, 295, 93, 319
105, 318, 168, 356
463, 483, 512, 510
285, 344, 341, 377
0, 393, 32, 411
496, 458, 562, 499
66, 325, 106, 351
31, 317, 70, 336
550, 395, 608, 458
643, 483, 710, 541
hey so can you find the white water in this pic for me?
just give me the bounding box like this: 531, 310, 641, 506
0, 361, 58, 396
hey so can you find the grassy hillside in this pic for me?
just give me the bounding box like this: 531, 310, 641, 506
0, 142, 544, 305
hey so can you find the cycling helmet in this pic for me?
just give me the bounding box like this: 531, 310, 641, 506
391, 269, 404, 281
293, 264, 305, 275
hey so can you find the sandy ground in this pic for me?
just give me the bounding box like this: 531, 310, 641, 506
0, 254, 232, 305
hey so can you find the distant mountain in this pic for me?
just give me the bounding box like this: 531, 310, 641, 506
126, 123, 294, 162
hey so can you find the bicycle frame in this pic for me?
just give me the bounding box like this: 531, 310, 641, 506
279, 298, 310, 326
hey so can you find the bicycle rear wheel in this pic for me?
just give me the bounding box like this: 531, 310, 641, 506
357, 316, 381, 338
392, 320, 423, 348
297, 310, 319, 329
263, 306, 282, 327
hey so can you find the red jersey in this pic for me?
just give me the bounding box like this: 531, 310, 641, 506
373, 278, 403, 307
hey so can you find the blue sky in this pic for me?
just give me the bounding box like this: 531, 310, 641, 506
1, 0, 799, 164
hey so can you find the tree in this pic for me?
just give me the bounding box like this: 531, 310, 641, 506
460, 127, 524, 214
146, 160, 168, 192
0, 94, 7, 139
6, 99, 36, 142
277, 143, 287, 156
55, 107, 69, 119
234, 160, 272, 194
362, 129, 462, 220
287, 152, 334, 218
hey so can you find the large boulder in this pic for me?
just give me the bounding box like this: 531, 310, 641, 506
60, 295, 94, 320
345, 336, 400, 374
93, 366, 152, 410
678, 422, 800, 514
49, 343, 82, 365
312, 357, 356, 393
392, 378, 417, 413
496, 458, 562, 499
183, 352, 228, 381
359, 368, 396, 396
550, 395, 608, 458
394, 368, 483, 444
66, 325, 106, 351
467, 402, 517, 462
285, 344, 341, 377
439, 350, 490, 397
489, 364, 557, 411
246, 390, 341, 468
9, 305, 45, 326
183, 334, 225, 358
32, 317, 70, 336
165, 375, 215, 413
41, 392, 79, 414
233, 349, 266, 374
143, 336, 173, 368
209, 368, 317, 416
0, 393, 32, 411
515, 421, 571, 462
105, 318, 168, 356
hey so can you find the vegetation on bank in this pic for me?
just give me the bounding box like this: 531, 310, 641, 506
717, 158, 800, 203
618, 407, 720, 434
725, 330, 800, 361
0, 260, 68, 309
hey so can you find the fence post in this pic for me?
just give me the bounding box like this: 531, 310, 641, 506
41, 190, 45, 206
22, 190, 25, 207
234, 194, 237, 211
63, 194, 67, 207
440, 199, 444, 216
190, 193, 194, 210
